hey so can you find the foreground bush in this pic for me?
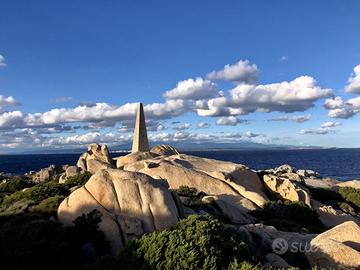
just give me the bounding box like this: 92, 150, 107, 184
31, 195, 66, 214
0, 176, 33, 194
90, 215, 254, 270
64, 172, 92, 188
338, 186, 360, 210
250, 200, 325, 233
0, 210, 108, 269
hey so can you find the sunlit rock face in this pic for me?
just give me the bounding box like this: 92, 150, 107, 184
76, 143, 114, 174
124, 153, 269, 208
58, 169, 180, 253
306, 221, 360, 269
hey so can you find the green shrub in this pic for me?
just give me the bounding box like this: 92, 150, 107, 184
308, 187, 343, 204
0, 177, 33, 193
31, 195, 66, 214
95, 215, 254, 270
338, 187, 360, 210
64, 172, 92, 188
175, 185, 199, 198
0, 210, 108, 269
1, 180, 70, 211
25, 180, 70, 204
250, 200, 325, 233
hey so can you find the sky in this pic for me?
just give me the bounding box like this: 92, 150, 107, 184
0, 0, 360, 153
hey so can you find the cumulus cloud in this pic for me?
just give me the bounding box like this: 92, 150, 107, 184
321, 121, 341, 128
197, 122, 210, 129
279, 56, 288, 62
163, 78, 217, 100
198, 76, 331, 117
269, 114, 311, 123
173, 123, 191, 131
216, 116, 248, 126
0, 95, 18, 107
0, 55, 7, 67
325, 96, 360, 119
207, 60, 258, 84
345, 64, 360, 93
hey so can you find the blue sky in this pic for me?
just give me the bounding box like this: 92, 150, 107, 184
0, 0, 360, 152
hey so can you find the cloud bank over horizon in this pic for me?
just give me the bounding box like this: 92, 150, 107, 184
0, 59, 359, 152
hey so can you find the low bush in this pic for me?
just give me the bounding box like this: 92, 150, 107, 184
338, 187, 360, 210
250, 200, 325, 233
307, 187, 343, 204
0, 210, 108, 269
31, 195, 66, 214
64, 172, 92, 188
0, 176, 33, 194
175, 185, 199, 198
90, 215, 255, 270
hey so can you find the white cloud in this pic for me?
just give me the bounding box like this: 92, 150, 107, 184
270, 114, 311, 123
345, 64, 360, 93
216, 116, 239, 126
197, 122, 210, 129
207, 60, 258, 84
325, 96, 360, 119
0, 55, 7, 67
321, 121, 341, 128
0, 95, 18, 107
198, 76, 332, 117
163, 78, 217, 100
173, 123, 191, 131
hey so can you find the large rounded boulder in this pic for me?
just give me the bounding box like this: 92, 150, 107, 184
57, 169, 180, 253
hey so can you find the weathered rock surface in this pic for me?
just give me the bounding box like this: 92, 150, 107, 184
337, 180, 360, 189
311, 199, 360, 227
58, 169, 180, 253
31, 164, 58, 183
150, 145, 179, 156
235, 223, 315, 257
304, 178, 339, 189
59, 166, 80, 184
263, 174, 311, 207
125, 154, 269, 207
306, 221, 360, 269
115, 151, 158, 169
202, 195, 257, 224
76, 144, 114, 174
264, 253, 292, 268
296, 169, 321, 179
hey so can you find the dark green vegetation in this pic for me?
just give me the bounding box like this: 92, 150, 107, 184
250, 200, 325, 233
308, 186, 360, 214
89, 215, 257, 270
0, 173, 91, 215
0, 210, 108, 269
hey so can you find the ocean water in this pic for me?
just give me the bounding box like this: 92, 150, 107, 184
0, 148, 359, 181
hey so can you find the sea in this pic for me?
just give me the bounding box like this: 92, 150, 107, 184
0, 148, 359, 181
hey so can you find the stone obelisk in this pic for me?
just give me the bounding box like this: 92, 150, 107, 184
131, 102, 150, 153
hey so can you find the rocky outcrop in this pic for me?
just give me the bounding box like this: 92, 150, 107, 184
125, 154, 269, 207
76, 144, 114, 174
202, 195, 257, 224
296, 169, 321, 179
311, 199, 360, 227
115, 151, 158, 169
263, 174, 311, 207
150, 145, 179, 156
57, 169, 180, 253
236, 223, 315, 258
306, 221, 360, 269
59, 166, 80, 184
304, 178, 339, 189
337, 180, 360, 189
30, 164, 58, 183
